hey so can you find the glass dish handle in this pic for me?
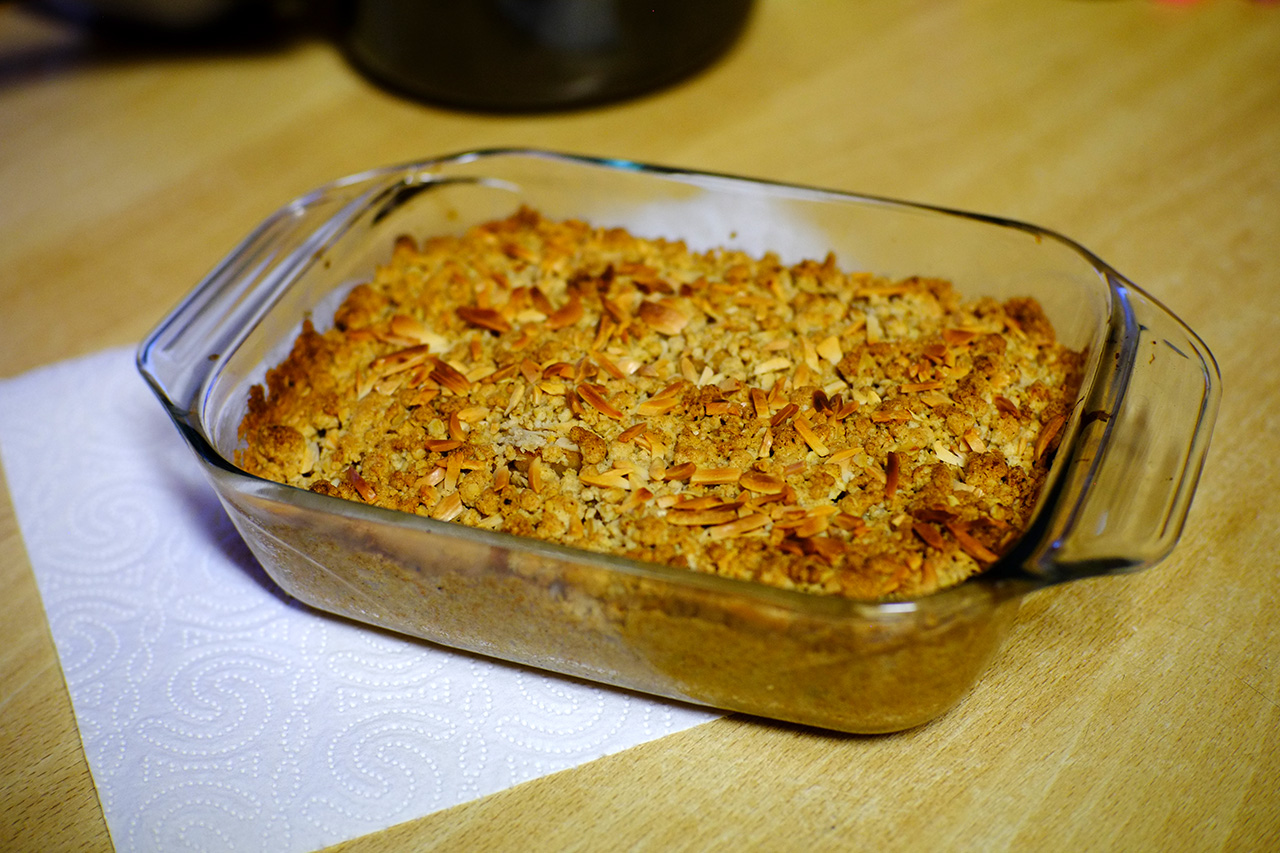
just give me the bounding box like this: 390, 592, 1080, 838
137, 185, 370, 422
1028, 276, 1220, 584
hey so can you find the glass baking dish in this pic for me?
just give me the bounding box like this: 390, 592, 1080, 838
138, 149, 1219, 734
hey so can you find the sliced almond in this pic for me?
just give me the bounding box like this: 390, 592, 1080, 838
637, 300, 689, 336
456, 306, 511, 333
739, 471, 785, 495
430, 492, 464, 521
707, 514, 770, 540
346, 465, 376, 502
690, 467, 742, 486
945, 520, 1000, 562
577, 384, 624, 420
546, 295, 584, 330
754, 356, 792, 376
579, 468, 631, 490
816, 335, 843, 365
662, 462, 697, 482
794, 419, 830, 456
667, 508, 739, 526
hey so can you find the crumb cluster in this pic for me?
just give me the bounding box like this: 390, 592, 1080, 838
237, 208, 1083, 599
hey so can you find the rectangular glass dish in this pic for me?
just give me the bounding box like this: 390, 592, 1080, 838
138, 149, 1219, 733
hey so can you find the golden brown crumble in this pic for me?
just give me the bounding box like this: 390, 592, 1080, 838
237, 208, 1084, 600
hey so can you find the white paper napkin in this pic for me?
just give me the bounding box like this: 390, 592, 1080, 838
0, 348, 716, 853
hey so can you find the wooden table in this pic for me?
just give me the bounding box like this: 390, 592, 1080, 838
2, 1, 1277, 850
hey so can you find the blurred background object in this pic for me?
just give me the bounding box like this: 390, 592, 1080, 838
27, 0, 755, 110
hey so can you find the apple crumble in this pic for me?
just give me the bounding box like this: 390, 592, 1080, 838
237, 208, 1083, 600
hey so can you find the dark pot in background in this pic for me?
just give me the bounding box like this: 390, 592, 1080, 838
336, 0, 755, 112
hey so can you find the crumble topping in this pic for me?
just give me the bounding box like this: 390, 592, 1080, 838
238, 208, 1083, 600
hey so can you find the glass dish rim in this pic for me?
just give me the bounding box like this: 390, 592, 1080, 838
138, 146, 1215, 621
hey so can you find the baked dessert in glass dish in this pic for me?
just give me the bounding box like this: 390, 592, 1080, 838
139, 149, 1218, 733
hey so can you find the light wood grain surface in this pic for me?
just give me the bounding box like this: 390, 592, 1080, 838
2, 1, 1277, 850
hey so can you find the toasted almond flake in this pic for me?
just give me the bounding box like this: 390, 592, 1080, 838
445, 453, 462, 492
388, 314, 438, 346
431, 492, 464, 521
371, 344, 433, 378
670, 495, 729, 510
617, 422, 648, 442
430, 360, 471, 394
913, 521, 947, 550
456, 406, 489, 423
636, 397, 680, 416
900, 381, 944, 393
754, 356, 792, 375
690, 467, 742, 486
758, 430, 773, 457
794, 362, 812, 388
542, 361, 574, 379
456, 306, 511, 333
577, 384, 624, 420
620, 487, 654, 513
995, 395, 1021, 417
492, 467, 510, 491
488, 363, 520, 383
612, 355, 643, 376
519, 358, 542, 384
794, 419, 830, 456
707, 513, 770, 540
530, 286, 554, 314
601, 296, 628, 323
346, 466, 376, 502
739, 471, 785, 495
592, 350, 628, 381
662, 462, 697, 482
791, 514, 830, 538
680, 356, 700, 383
1035, 413, 1067, 460
963, 428, 987, 453
802, 337, 821, 371
425, 438, 463, 453
537, 380, 566, 396
832, 512, 866, 533
638, 300, 689, 336
505, 383, 526, 414
933, 440, 965, 466
783, 461, 807, 478
871, 408, 912, 424
816, 335, 843, 365
769, 402, 800, 427
945, 520, 1001, 562
374, 374, 406, 396
448, 411, 465, 441
811, 535, 849, 561
865, 313, 884, 344
667, 508, 740, 526
827, 448, 857, 465
546, 295, 584, 330
943, 328, 979, 346
750, 388, 769, 418
705, 401, 733, 416
579, 468, 631, 490
528, 457, 543, 493
515, 309, 548, 324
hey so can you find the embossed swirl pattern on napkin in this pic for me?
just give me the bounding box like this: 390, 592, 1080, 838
0, 348, 716, 853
